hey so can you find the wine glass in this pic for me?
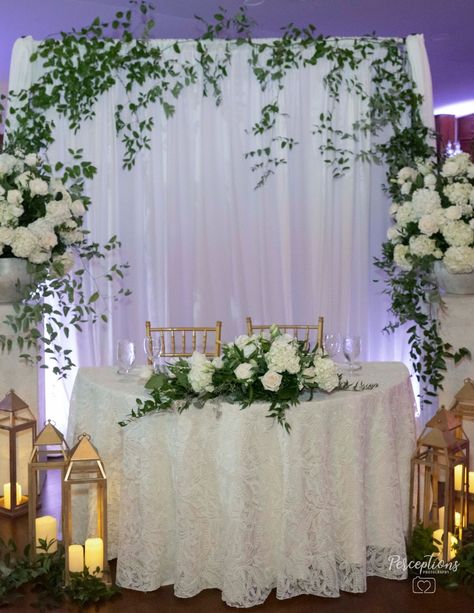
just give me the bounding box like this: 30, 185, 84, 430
324, 333, 341, 358
342, 335, 361, 374
143, 334, 162, 372
117, 339, 136, 374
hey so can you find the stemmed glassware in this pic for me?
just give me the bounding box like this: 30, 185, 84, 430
323, 333, 341, 358
342, 335, 361, 374
143, 334, 162, 373
117, 339, 136, 374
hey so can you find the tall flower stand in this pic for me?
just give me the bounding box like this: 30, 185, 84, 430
438, 294, 474, 467
0, 303, 41, 497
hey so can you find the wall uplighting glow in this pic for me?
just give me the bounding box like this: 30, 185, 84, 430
434, 100, 474, 118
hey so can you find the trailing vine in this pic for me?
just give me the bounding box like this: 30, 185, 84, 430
1, 0, 464, 393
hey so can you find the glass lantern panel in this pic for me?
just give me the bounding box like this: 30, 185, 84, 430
0, 428, 10, 508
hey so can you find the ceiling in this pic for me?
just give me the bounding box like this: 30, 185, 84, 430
0, 0, 473, 112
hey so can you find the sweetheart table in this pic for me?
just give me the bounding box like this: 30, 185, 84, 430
67, 362, 416, 607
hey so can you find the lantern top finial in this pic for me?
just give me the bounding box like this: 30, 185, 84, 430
0, 390, 29, 413
425, 407, 461, 431
35, 421, 68, 448
69, 433, 101, 462
453, 378, 474, 406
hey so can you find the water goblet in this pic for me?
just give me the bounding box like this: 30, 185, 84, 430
324, 333, 341, 358
117, 339, 136, 374
143, 334, 162, 373
342, 335, 361, 374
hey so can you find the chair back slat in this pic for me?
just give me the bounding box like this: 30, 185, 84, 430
145, 321, 222, 360
246, 316, 324, 351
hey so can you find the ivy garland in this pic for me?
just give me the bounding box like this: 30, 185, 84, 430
0, 0, 466, 394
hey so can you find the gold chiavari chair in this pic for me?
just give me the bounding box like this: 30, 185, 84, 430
246, 316, 324, 350
145, 321, 222, 364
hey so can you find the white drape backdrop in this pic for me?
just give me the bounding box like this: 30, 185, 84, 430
8, 35, 433, 431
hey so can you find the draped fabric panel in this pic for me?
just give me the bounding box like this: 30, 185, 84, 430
8, 36, 433, 428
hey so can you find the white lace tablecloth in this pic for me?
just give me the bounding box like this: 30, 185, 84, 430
67, 362, 416, 607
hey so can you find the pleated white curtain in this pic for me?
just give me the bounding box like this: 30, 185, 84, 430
8, 35, 433, 430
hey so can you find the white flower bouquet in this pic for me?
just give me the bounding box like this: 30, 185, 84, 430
0, 151, 85, 270
386, 152, 474, 273
121, 326, 344, 431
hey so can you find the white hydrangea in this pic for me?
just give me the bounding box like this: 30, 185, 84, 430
29, 249, 52, 264
10, 227, 38, 259
442, 220, 473, 247
266, 336, 300, 374
441, 153, 471, 177
393, 244, 412, 271
0, 226, 14, 253
409, 235, 437, 258
0, 203, 24, 226
411, 188, 441, 219
0, 153, 17, 176
418, 214, 439, 236
395, 202, 417, 227
312, 355, 339, 392
188, 352, 215, 393
443, 246, 474, 273
444, 183, 472, 207
24, 153, 38, 167
45, 200, 72, 225
416, 159, 434, 175
7, 190, 23, 205
60, 229, 84, 246
15, 171, 32, 189
424, 174, 437, 190
400, 182, 412, 195
444, 205, 463, 221
28, 218, 58, 250
389, 203, 399, 218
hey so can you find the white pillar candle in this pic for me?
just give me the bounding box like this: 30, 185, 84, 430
438, 506, 444, 528
454, 465, 463, 491
84, 537, 103, 576
35, 516, 57, 553
68, 544, 84, 573
3, 483, 22, 510
469, 471, 474, 492
433, 529, 458, 561
455, 511, 462, 528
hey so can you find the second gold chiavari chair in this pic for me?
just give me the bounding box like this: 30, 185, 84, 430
145, 321, 222, 364
246, 316, 324, 350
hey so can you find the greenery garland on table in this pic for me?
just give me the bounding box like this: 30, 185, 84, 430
0, 538, 120, 610
0, 0, 465, 391
119, 326, 377, 431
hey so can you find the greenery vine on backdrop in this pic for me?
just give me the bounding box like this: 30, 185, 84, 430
0, 0, 466, 392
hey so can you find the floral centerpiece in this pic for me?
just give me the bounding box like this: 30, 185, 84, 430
0, 148, 128, 376
120, 326, 372, 431
386, 152, 474, 274
376, 152, 473, 404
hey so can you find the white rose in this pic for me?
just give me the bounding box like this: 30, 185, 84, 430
29, 178, 49, 197
418, 214, 439, 236
397, 167, 417, 184
260, 370, 282, 392
400, 182, 412, 195
70, 199, 86, 217
234, 363, 254, 380
386, 225, 402, 242
7, 190, 23, 205
212, 356, 224, 369
53, 251, 75, 274
389, 203, 399, 217
15, 171, 32, 189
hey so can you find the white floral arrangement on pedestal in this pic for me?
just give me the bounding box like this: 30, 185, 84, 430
386, 152, 474, 273
0, 151, 85, 271
120, 326, 369, 431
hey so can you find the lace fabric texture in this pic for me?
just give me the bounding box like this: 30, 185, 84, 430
68, 363, 416, 607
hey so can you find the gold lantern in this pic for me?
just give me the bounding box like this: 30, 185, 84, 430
28, 420, 69, 555
63, 433, 108, 583
0, 390, 36, 517
409, 408, 469, 561
450, 377, 474, 422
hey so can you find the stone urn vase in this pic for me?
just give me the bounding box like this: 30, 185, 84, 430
434, 262, 474, 295
0, 258, 31, 304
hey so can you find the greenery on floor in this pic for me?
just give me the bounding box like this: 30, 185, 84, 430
408, 523, 474, 593
0, 537, 120, 610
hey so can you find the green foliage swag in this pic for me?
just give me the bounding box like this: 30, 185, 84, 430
0, 0, 459, 391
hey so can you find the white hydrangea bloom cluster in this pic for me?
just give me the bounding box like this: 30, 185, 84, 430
188, 351, 215, 393
0, 151, 86, 267
265, 334, 300, 374
386, 153, 474, 274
